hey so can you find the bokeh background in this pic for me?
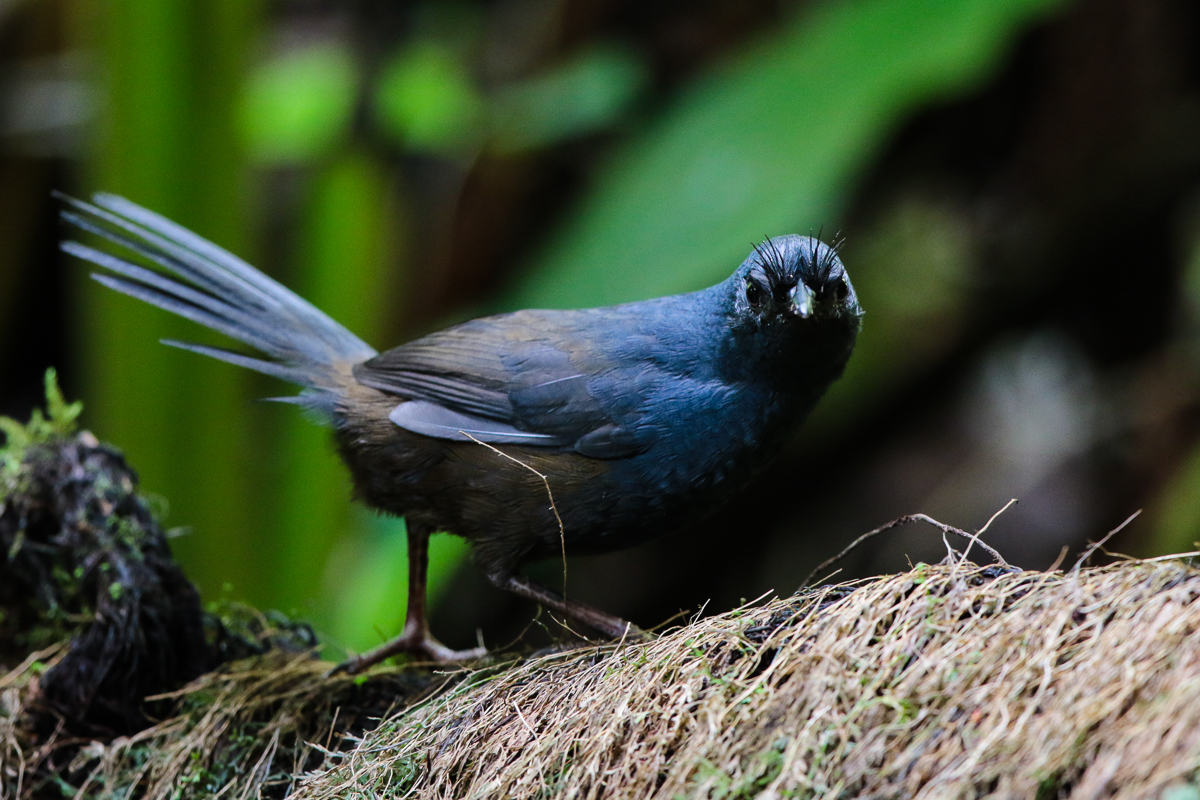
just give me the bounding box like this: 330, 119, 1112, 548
3, 0, 1200, 656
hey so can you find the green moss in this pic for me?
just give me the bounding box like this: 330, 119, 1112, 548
0, 368, 82, 467
1, 369, 83, 512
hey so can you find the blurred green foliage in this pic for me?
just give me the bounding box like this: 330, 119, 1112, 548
490, 45, 646, 152
514, 0, 1066, 309
242, 44, 357, 163
75, 0, 1067, 655
324, 514, 471, 653
812, 195, 975, 434
375, 41, 484, 154
273, 151, 402, 625
81, 0, 262, 604
1154, 447, 1200, 557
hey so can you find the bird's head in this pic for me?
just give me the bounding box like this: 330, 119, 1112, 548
732, 235, 861, 326
718, 235, 861, 393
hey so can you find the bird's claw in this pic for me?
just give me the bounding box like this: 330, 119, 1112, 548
327, 635, 487, 677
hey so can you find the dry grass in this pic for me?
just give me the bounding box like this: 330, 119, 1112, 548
6, 559, 1200, 799
0, 647, 453, 800
291, 560, 1200, 800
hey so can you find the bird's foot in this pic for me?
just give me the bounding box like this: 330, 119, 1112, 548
328, 632, 487, 676
498, 573, 649, 642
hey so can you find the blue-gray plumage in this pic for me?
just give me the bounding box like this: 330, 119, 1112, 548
59, 193, 862, 672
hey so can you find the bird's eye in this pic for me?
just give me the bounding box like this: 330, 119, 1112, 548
832, 276, 849, 302
745, 280, 766, 308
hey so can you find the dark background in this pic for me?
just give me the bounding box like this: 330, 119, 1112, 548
3, 0, 1200, 655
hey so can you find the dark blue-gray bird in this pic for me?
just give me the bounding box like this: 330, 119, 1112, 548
60, 193, 862, 672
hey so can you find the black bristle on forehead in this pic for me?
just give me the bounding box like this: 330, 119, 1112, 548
751, 233, 843, 288
811, 231, 844, 287
751, 237, 792, 287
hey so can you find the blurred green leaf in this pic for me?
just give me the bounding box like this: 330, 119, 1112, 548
241, 43, 357, 163
491, 45, 646, 152
511, 0, 1066, 310
374, 41, 484, 154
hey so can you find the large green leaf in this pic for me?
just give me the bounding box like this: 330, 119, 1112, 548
511, 0, 1067, 309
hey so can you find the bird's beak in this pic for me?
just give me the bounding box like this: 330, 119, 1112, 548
788, 282, 814, 319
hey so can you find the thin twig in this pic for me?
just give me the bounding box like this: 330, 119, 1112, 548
912, 514, 1011, 569
977, 498, 1017, 539
953, 499, 1018, 575
815, 567, 843, 585
940, 530, 957, 563
461, 432, 568, 593
804, 521, 907, 588
803, 512, 1013, 588
617, 621, 634, 649
1072, 510, 1142, 574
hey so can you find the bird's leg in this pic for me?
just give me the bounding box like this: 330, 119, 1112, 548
494, 573, 645, 641
332, 522, 486, 675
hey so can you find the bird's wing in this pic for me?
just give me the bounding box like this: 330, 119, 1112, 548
352, 309, 656, 457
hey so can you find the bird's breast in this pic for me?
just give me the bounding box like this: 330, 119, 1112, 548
618, 380, 797, 508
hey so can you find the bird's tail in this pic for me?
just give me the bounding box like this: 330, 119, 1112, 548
59, 193, 377, 413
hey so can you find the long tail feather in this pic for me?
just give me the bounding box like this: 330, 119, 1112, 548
60, 193, 377, 411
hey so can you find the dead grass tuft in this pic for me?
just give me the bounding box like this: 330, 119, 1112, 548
2, 648, 459, 800
293, 560, 1200, 800
5, 558, 1200, 798
64, 654, 447, 800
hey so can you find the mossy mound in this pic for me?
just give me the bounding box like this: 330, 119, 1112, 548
292, 561, 1200, 800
